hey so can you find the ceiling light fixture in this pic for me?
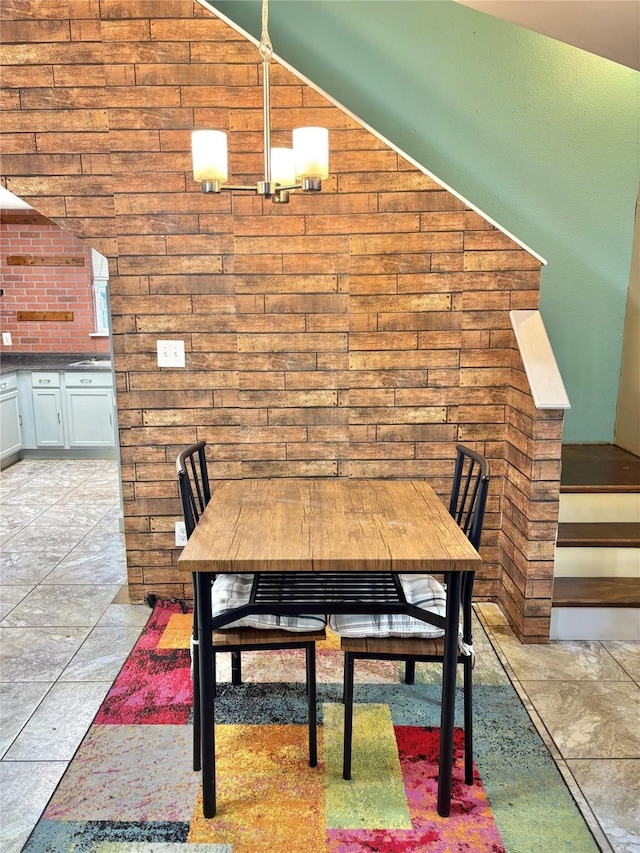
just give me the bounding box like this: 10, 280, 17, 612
191, 0, 329, 204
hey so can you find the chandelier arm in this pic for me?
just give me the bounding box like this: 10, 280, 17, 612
223, 185, 264, 193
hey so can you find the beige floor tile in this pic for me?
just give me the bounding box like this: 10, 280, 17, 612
602, 641, 640, 681
521, 679, 640, 759
568, 758, 640, 853
490, 631, 633, 682
554, 759, 615, 853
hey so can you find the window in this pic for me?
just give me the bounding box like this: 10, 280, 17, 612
91, 249, 110, 335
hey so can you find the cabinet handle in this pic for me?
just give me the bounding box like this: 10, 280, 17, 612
39, 379, 51, 384
80, 378, 92, 384
58, 412, 61, 423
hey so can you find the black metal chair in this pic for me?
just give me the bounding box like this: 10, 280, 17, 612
331, 444, 490, 785
177, 441, 326, 773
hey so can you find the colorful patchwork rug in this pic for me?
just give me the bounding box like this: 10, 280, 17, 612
25, 601, 598, 852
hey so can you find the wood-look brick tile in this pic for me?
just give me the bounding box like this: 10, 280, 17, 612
349, 332, 417, 351
307, 213, 420, 235
282, 254, 348, 274
464, 250, 541, 271
238, 332, 347, 353
350, 406, 447, 425
464, 230, 520, 250
420, 212, 466, 231
351, 294, 450, 313
101, 19, 151, 41
431, 252, 464, 271
262, 293, 344, 314
117, 255, 222, 275
149, 18, 234, 42
349, 350, 458, 370
268, 408, 348, 426
286, 442, 348, 460
350, 254, 431, 274
306, 314, 349, 332
350, 232, 462, 255
190, 334, 237, 353
237, 314, 305, 333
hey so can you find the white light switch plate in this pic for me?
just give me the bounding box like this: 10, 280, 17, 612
2, 332, 12, 346
157, 340, 185, 368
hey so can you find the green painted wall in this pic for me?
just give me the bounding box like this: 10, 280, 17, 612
209, 0, 640, 443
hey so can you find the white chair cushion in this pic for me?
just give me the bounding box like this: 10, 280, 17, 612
329, 573, 447, 639
212, 573, 327, 632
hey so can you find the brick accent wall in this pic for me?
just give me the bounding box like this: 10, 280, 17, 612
0, 216, 110, 354
0, 0, 564, 642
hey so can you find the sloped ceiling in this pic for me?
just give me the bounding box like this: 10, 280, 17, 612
454, 0, 640, 71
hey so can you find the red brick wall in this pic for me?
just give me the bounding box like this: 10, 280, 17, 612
0, 0, 564, 642
0, 216, 110, 354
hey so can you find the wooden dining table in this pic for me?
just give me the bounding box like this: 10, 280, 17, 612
177, 477, 481, 820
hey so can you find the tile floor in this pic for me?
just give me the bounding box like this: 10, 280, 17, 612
1, 458, 638, 853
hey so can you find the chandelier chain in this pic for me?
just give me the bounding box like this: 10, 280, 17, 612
259, 0, 273, 60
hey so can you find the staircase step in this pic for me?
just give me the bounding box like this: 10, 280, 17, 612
561, 444, 640, 493
558, 492, 639, 524
557, 522, 640, 547
552, 576, 640, 607
554, 446, 640, 639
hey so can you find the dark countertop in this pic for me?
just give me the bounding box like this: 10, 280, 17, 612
0, 352, 112, 375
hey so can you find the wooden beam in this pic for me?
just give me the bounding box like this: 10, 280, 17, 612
17, 311, 74, 322
6, 255, 85, 266
0, 211, 51, 226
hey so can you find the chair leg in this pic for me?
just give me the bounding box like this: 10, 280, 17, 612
306, 644, 318, 767
463, 656, 473, 785
191, 575, 201, 772
192, 636, 201, 772
404, 658, 416, 684
342, 652, 355, 781
231, 650, 242, 685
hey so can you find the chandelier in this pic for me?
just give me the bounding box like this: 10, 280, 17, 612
191, 0, 329, 204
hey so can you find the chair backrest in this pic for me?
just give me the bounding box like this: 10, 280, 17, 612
448, 444, 490, 551
176, 440, 211, 538
449, 445, 490, 644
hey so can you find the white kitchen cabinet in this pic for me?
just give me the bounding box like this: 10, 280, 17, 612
0, 373, 22, 465
7, 367, 116, 454
64, 371, 115, 447
31, 373, 65, 447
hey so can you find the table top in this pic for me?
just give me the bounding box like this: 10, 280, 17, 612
178, 478, 481, 575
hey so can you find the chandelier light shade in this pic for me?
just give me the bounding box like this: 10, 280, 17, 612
270, 147, 296, 188
191, 0, 328, 204
293, 127, 329, 184
191, 130, 228, 184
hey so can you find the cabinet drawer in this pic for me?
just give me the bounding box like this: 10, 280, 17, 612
0, 373, 18, 394
31, 372, 60, 388
65, 371, 112, 387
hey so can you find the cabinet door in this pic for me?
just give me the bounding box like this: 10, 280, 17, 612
65, 388, 114, 447
32, 388, 65, 447
0, 390, 22, 460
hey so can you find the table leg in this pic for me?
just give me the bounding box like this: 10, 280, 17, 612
196, 571, 216, 817
437, 570, 461, 817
